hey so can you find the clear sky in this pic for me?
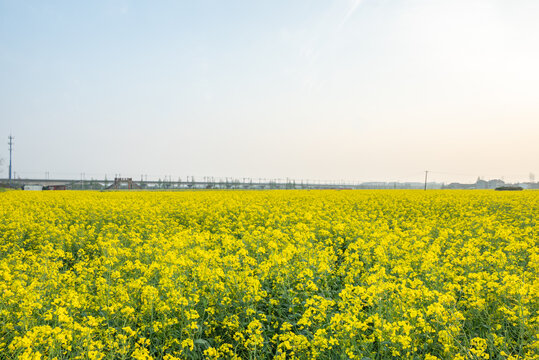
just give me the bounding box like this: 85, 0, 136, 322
1, 0, 538, 184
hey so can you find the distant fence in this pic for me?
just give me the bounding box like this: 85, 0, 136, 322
0, 177, 437, 190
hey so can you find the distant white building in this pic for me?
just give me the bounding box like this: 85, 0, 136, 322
23, 185, 43, 191
488, 179, 505, 189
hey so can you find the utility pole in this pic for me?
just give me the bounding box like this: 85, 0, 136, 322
424, 170, 429, 191
8, 135, 14, 184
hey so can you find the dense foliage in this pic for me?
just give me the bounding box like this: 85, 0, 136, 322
0, 190, 537, 359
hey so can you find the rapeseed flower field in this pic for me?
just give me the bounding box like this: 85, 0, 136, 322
0, 190, 537, 360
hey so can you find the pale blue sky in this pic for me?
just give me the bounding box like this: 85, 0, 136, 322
1, 0, 538, 183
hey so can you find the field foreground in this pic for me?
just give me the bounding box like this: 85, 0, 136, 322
0, 190, 537, 360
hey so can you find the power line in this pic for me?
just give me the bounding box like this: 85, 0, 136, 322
8, 135, 14, 184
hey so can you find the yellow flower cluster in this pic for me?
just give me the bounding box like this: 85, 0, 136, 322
0, 190, 537, 359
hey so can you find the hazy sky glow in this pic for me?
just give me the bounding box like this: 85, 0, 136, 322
1, 0, 538, 183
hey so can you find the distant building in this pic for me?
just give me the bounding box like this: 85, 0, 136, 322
23, 185, 43, 191
488, 179, 505, 189
475, 178, 488, 189
44, 184, 67, 190
517, 182, 539, 190
443, 182, 475, 190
